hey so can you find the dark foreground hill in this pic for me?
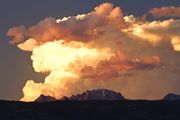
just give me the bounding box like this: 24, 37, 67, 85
0, 100, 180, 120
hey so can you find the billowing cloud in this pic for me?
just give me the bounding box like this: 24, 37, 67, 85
7, 25, 27, 44
150, 6, 180, 18
7, 3, 180, 101
124, 19, 180, 51
7, 3, 124, 45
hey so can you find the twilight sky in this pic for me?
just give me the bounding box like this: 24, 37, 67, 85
0, 0, 180, 101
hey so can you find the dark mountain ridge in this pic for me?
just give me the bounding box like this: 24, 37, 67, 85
67, 89, 125, 100
36, 89, 180, 102
35, 89, 125, 102
1, 89, 180, 119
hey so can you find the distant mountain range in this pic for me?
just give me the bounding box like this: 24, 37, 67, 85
35, 89, 180, 102
35, 89, 125, 102
2, 89, 180, 120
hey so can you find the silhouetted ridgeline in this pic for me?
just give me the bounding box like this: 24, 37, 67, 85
35, 89, 180, 102
35, 89, 125, 102
0, 100, 180, 120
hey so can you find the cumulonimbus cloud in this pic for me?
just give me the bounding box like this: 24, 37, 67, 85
7, 3, 180, 101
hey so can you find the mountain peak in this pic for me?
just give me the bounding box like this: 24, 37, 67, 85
63, 89, 125, 100
35, 95, 56, 102
163, 93, 180, 100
